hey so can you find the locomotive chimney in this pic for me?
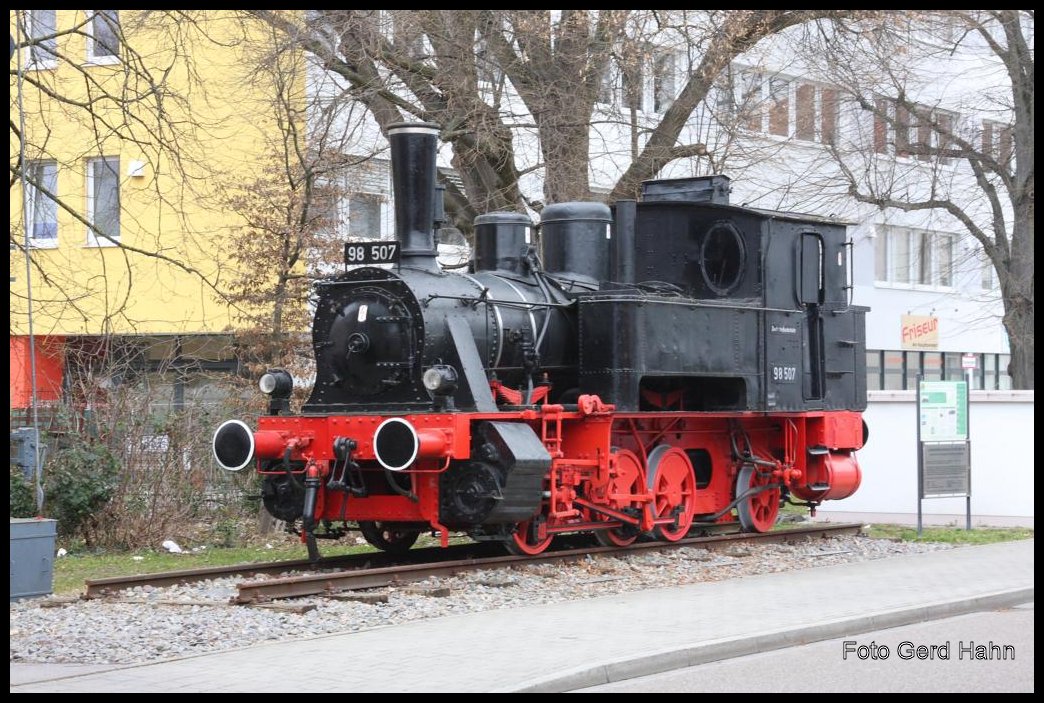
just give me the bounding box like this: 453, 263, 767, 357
388, 122, 441, 270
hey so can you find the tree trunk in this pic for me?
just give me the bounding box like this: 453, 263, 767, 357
1004, 306, 1033, 390
539, 116, 592, 203
1003, 195, 1034, 389
258, 503, 283, 536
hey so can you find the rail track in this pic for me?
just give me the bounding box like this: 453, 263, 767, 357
83, 522, 863, 604
82, 542, 494, 599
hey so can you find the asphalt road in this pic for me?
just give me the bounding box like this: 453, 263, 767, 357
573, 602, 1034, 693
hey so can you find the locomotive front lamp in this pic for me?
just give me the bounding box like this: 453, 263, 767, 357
259, 369, 294, 398
422, 364, 458, 396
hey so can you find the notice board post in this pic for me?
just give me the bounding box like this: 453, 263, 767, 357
916, 375, 971, 536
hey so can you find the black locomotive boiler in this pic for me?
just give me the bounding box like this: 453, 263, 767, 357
213, 122, 868, 558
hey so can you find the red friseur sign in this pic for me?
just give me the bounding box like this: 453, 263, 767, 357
901, 314, 939, 350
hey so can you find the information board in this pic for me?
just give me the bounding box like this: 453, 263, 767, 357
922, 443, 971, 497
918, 380, 968, 442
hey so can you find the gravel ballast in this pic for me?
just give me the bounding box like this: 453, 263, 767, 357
10, 533, 955, 666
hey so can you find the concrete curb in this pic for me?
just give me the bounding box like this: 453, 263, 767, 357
506, 587, 1034, 693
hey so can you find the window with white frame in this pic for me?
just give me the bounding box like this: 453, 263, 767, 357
87, 10, 120, 62
597, 62, 616, 105
873, 98, 955, 164
729, 68, 839, 145
768, 77, 790, 136
304, 10, 340, 54
25, 160, 59, 246
980, 250, 998, 291
735, 69, 762, 131
475, 37, 502, 87
25, 9, 58, 67
601, 47, 679, 114
621, 51, 645, 111
981, 120, 1013, 167
347, 194, 383, 240
874, 225, 954, 288
652, 51, 676, 113
393, 14, 426, 60
87, 156, 120, 245
309, 174, 342, 238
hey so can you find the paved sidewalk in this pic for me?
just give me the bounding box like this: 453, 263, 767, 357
10, 539, 1034, 693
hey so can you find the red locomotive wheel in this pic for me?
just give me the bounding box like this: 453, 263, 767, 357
646, 446, 697, 541
593, 448, 644, 547
593, 525, 638, 547
736, 465, 781, 533
506, 518, 553, 556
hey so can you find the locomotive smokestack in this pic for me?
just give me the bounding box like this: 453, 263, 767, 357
388, 122, 441, 270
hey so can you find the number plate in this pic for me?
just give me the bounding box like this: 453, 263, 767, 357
771, 365, 798, 383
344, 241, 400, 266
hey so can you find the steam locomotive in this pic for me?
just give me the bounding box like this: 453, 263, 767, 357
212, 122, 868, 559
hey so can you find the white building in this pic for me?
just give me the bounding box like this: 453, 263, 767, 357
302, 11, 1017, 391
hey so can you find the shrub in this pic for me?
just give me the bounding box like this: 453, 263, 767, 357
9, 468, 37, 518
44, 441, 120, 542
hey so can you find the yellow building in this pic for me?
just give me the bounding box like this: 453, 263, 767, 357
9, 10, 305, 414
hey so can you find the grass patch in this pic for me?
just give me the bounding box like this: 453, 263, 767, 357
49, 530, 474, 596
864, 524, 1033, 545
50, 541, 377, 595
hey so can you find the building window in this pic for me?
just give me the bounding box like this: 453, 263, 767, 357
309, 175, 341, 239
393, 15, 426, 60
730, 68, 838, 145
25, 160, 59, 247
87, 10, 120, 62
820, 88, 838, 145
87, 157, 120, 246
904, 351, 922, 390
653, 51, 676, 113
922, 351, 943, 381
873, 98, 955, 164
870, 349, 1012, 391
25, 9, 58, 67
347, 194, 382, 240
621, 52, 645, 112
873, 228, 888, 282
600, 48, 679, 113
795, 83, 816, 141
475, 38, 502, 87
980, 250, 997, 290
736, 69, 762, 131
768, 77, 790, 136
597, 62, 615, 105
874, 226, 954, 288
866, 350, 883, 390
982, 120, 1013, 167
919, 232, 953, 287
882, 350, 904, 390
997, 354, 1011, 390
943, 352, 963, 381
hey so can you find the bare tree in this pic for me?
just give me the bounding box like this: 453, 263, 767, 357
219, 30, 364, 373
245, 10, 866, 234
796, 11, 1033, 388
9, 10, 246, 330
8, 11, 299, 538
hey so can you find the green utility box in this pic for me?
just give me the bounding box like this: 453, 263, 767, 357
10, 518, 57, 601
